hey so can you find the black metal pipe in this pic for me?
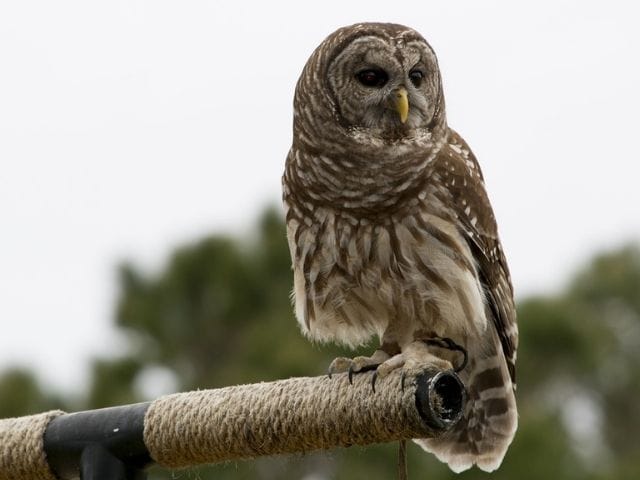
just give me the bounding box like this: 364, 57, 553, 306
43, 402, 152, 480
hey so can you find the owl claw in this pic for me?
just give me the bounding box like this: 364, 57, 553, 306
327, 356, 354, 379
329, 341, 460, 393
328, 350, 390, 384
371, 371, 378, 392
348, 363, 379, 384
424, 337, 468, 373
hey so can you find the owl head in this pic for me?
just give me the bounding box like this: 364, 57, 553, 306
294, 23, 446, 145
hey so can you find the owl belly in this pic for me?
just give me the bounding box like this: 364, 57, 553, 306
288, 208, 488, 349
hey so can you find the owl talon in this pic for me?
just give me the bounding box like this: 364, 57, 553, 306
348, 365, 355, 384
424, 337, 468, 373
371, 371, 378, 392
348, 362, 379, 384
327, 356, 354, 379
328, 350, 391, 384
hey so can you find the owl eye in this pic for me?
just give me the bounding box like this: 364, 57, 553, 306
409, 69, 424, 87
356, 69, 389, 88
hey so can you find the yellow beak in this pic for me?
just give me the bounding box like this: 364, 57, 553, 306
394, 87, 409, 124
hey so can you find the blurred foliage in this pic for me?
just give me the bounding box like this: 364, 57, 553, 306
2, 208, 640, 479
0, 368, 67, 418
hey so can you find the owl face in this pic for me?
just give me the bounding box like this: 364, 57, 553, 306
325, 28, 442, 137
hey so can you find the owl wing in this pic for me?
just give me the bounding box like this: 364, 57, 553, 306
415, 129, 518, 472
434, 129, 518, 384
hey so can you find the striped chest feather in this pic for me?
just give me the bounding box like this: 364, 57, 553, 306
285, 200, 488, 348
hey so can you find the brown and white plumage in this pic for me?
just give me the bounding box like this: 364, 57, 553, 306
282, 23, 517, 472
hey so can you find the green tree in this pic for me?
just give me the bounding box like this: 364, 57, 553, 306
0, 368, 66, 418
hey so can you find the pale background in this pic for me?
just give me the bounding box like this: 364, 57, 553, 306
1, 0, 638, 393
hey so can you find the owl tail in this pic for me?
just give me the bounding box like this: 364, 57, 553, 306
415, 338, 517, 473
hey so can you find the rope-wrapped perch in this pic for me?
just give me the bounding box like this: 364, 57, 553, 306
144, 367, 464, 468
0, 366, 465, 480
0, 410, 64, 480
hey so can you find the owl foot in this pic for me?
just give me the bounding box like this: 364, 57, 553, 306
423, 336, 468, 373
327, 349, 390, 383
371, 340, 456, 392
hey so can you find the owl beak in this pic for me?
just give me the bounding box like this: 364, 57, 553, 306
394, 87, 409, 124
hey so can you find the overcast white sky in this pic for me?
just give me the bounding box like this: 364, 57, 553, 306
1, 1, 639, 394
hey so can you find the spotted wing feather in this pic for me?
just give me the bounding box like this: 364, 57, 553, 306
415, 130, 518, 472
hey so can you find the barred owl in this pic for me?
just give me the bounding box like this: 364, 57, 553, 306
282, 23, 517, 472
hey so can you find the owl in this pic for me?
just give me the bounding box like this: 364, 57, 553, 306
282, 23, 517, 472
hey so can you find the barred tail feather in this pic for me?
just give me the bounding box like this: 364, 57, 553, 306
415, 341, 517, 473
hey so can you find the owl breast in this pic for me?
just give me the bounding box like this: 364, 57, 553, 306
285, 194, 489, 349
